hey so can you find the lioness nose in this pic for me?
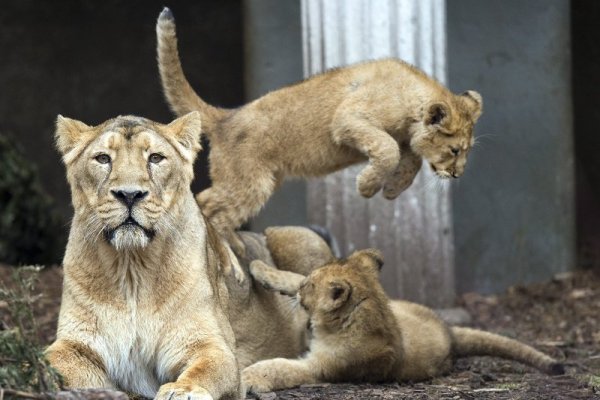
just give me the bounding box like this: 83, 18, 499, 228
111, 189, 148, 208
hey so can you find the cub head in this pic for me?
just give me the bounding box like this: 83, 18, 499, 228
55, 112, 202, 251
410, 90, 483, 179
298, 248, 385, 315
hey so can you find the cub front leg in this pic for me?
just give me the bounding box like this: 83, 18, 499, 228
157, 340, 241, 400
382, 149, 422, 199
249, 260, 305, 296
242, 358, 319, 393
332, 114, 400, 198
45, 339, 113, 389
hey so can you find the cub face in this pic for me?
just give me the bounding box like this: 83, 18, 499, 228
298, 249, 384, 314
55, 112, 202, 250
410, 90, 483, 179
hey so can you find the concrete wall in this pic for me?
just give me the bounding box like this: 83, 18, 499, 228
447, 0, 574, 293
0, 0, 244, 227
243, 0, 307, 232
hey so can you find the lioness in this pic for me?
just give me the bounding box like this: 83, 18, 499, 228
156, 7, 483, 253
46, 112, 242, 400
243, 251, 564, 392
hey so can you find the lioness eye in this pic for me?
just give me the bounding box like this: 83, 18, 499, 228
148, 153, 165, 164
450, 147, 460, 156
95, 154, 111, 164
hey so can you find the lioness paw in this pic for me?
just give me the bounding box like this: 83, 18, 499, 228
155, 383, 213, 400
357, 166, 384, 198
242, 367, 274, 394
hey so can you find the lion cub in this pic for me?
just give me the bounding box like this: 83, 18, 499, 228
243, 251, 564, 392
156, 8, 483, 252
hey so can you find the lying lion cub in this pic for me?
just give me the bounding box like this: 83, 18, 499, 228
243, 251, 564, 392
156, 7, 483, 253
46, 112, 242, 400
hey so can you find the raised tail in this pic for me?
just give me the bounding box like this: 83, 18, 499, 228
451, 326, 564, 375
156, 7, 227, 134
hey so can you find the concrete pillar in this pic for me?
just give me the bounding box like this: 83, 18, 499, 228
447, 0, 574, 293
243, 0, 307, 231
302, 0, 454, 306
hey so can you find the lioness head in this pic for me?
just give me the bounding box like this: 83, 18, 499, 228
55, 112, 202, 251
298, 249, 385, 315
410, 90, 483, 179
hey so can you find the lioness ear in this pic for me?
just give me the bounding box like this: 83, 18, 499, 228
55, 115, 92, 155
425, 102, 451, 127
461, 90, 483, 122
166, 111, 202, 153
325, 280, 352, 310
350, 248, 384, 274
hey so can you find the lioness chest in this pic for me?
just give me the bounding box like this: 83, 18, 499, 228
82, 304, 187, 397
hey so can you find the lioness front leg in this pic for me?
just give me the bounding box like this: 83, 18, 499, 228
157, 340, 241, 400
46, 339, 113, 389
382, 149, 422, 199
249, 260, 304, 296
242, 358, 319, 393
332, 114, 400, 198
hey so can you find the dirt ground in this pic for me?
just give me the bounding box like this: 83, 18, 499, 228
1, 264, 598, 399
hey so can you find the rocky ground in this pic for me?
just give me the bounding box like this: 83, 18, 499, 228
1, 264, 599, 399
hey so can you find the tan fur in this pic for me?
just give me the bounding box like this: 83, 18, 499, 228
265, 226, 335, 276
156, 8, 483, 252
46, 113, 242, 400
227, 227, 335, 369
243, 251, 564, 393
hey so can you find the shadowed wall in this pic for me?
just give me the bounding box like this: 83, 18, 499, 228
0, 0, 244, 256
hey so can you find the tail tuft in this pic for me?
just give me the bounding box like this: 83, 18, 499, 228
549, 362, 565, 376
159, 7, 174, 21
155, 7, 227, 133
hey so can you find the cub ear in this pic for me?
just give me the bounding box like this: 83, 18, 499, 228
55, 115, 92, 155
350, 248, 384, 274
166, 111, 202, 154
461, 90, 483, 122
425, 102, 450, 127
325, 280, 352, 310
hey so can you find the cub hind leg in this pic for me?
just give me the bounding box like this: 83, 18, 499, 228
197, 168, 278, 257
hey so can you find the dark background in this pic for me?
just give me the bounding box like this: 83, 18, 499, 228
0, 0, 244, 224
572, 1, 600, 269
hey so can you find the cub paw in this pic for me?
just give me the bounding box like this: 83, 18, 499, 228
155, 383, 213, 400
242, 366, 274, 394
249, 260, 275, 290
357, 167, 384, 198
382, 178, 412, 200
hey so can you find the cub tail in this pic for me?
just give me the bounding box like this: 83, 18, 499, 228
451, 326, 564, 375
156, 7, 227, 134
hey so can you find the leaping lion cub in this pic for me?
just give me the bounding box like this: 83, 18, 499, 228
156, 8, 483, 253
243, 251, 564, 393
46, 112, 242, 400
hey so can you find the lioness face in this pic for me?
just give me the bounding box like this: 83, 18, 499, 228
55, 112, 202, 250
410, 91, 482, 179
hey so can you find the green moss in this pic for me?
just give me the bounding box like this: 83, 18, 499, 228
588, 375, 600, 391
0, 266, 63, 392
0, 134, 64, 265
